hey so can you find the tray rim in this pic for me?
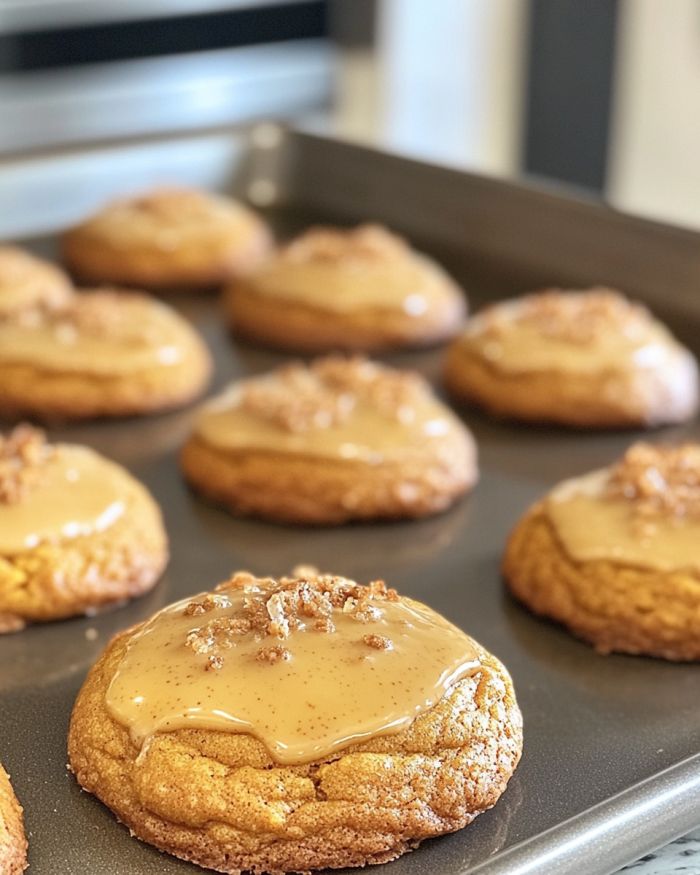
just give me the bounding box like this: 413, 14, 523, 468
270, 127, 700, 324
469, 752, 700, 875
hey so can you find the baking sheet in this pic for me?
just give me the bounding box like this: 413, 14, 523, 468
1, 127, 699, 875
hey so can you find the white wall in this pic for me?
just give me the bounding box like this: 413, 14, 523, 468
609, 0, 700, 228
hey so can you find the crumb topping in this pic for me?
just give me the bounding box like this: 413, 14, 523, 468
481, 289, 651, 345
237, 356, 428, 433
59, 292, 164, 344
256, 645, 292, 664
363, 634, 394, 650
0, 425, 54, 504
183, 594, 232, 617
12, 291, 169, 346
183, 569, 399, 669
106, 567, 480, 763
281, 224, 409, 265
607, 443, 700, 521
239, 362, 355, 432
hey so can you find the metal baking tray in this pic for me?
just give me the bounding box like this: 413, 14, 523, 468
1, 125, 700, 875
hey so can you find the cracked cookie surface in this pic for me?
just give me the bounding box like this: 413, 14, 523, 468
0, 765, 27, 874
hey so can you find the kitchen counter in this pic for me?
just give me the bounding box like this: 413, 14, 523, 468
624, 831, 700, 873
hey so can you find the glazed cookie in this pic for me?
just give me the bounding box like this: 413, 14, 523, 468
0, 425, 168, 632
0, 244, 72, 317
181, 356, 477, 524
0, 289, 211, 420
69, 569, 522, 873
226, 224, 467, 352
444, 288, 698, 427
62, 187, 272, 290
503, 443, 700, 660
0, 765, 27, 874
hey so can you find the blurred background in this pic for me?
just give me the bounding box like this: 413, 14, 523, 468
1, 0, 698, 229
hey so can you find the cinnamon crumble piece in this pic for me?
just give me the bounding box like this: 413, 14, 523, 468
0, 425, 54, 504
185, 617, 247, 656
184, 571, 399, 669
281, 224, 408, 265
363, 634, 393, 650
183, 594, 230, 616
607, 443, 700, 521
256, 645, 291, 664
219, 570, 260, 591
352, 603, 382, 623
367, 579, 399, 601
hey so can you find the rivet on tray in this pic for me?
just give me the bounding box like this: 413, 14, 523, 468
248, 179, 277, 206
251, 123, 283, 150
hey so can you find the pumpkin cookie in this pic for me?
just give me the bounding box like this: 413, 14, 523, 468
0, 425, 168, 632
62, 187, 272, 290
0, 289, 211, 421
0, 765, 26, 874
181, 356, 477, 524
503, 443, 700, 660
0, 245, 72, 318
225, 224, 466, 352
68, 569, 522, 873
445, 288, 698, 427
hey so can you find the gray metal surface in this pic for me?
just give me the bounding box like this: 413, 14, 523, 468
0, 128, 699, 875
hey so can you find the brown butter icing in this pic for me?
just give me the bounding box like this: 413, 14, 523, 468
0, 444, 127, 554
248, 225, 457, 316
194, 358, 462, 464
0, 292, 189, 376
546, 444, 700, 572
463, 289, 681, 376
105, 571, 480, 764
